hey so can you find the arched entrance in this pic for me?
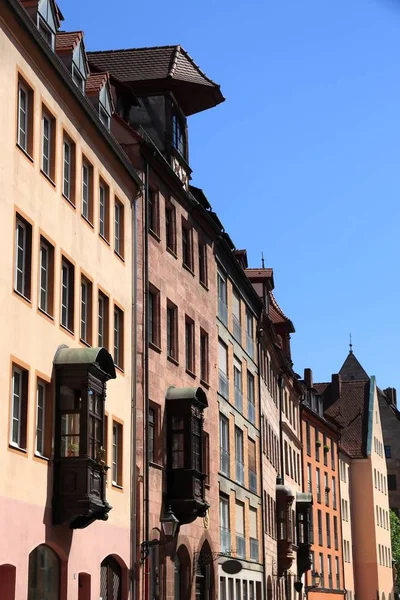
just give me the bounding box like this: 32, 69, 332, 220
100, 556, 122, 600
174, 545, 191, 600
0, 564, 16, 600
267, 576, 273, 600
195, 542, 214, 600
28, 544, 60, 600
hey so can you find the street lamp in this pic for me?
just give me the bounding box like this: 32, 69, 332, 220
296, 572, 321, 598
141, 506, 180, 562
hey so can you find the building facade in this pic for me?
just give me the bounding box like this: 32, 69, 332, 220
378, 387, 400, 516
0, 1, 141, 599
338, 450, 355, 600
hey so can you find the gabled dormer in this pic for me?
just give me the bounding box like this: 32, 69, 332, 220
56, 31, 89, 93
20, 0, 62, 49
86, 72, 114, 131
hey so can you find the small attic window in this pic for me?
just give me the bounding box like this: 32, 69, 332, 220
172, 110, 186, 156
72, 41, 88, 93
99, 84, 112, 131
37, 0, 57, 49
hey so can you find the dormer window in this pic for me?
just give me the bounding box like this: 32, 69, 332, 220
72, 42, 88, 93
99, 84, 112, 131
37, 0, 57, 49
172, 111, 186, 156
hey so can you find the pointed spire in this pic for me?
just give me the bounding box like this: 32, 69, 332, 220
349, 333, 353, 354
261, 252, 265, 269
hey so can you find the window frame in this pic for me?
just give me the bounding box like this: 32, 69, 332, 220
60, 256, 74, 332
38, 235, 54, 317
81, 158, 93, 223
185, 316, 195, 374
200, 329, 209, 384
98, 290, 109, 349
112, 420, 123, 487
14, 215, 32, 300
17, 78, 33, 156
198, 239, 208, 287
114, 198, 124, 258
148, 188, 160, 237
165, 201, 177, 254
10, 364, 28, 450
113, 305, 124, 370
181, 219, 194, 272
41, 111, 52, 178
80, 275, 93, 345
62, 136, 75, 203
35, 379, 46, 457
148, 285, 161, 349
99, 180, 110, 241
166, 301, 178, 362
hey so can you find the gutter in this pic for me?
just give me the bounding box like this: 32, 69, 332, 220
5, 0, 142, 190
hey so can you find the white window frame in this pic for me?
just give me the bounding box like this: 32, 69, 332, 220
11, 367, 23, 448
72, 65, 85, 92
82, 162, 89, 219
99, 105, 111, 130
18, 83, 28, 151
80, 279, 88, 342
41, 112, 51, 176
112, 423, 119, 484
115, 201, 121, 255
98, 294, 105, 347
61, 260, 70, 329
63, 140, 71, 199
15, 219, 26, 296
99, 183, 106, 237
114, 307, 121, 367
39, 240, 49, 313
36, 381, 46, 456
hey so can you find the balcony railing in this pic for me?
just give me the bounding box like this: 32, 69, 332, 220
236, 535, 246, 558
234, 385, 243, 412
250, 538, 259, 561
220, 448, 230, 477
236, 459, 244, 485
248, 401, 255, 425
218, 299, 228, 326
220, 527, 231, 554
219, 370, 229, 399
246, 335, 254, 359
249, 469, 257, 493
233, 315, 242, 342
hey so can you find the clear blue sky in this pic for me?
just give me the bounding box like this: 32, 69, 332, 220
65, 0, 400, 390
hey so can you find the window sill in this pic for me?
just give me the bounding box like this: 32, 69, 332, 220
182, 263, 195, 276
149, 461, 163, 471
34, 451, 50, 462
9, 443, 27, 454
99, 233, 111, 247
200, 379, 210, 389
114, 250, 125, 263
13, 289, 32, 305
149, 229, 161, 243
200, 280, 209, 291
40, 169, 56, 187
38, 307, 54, 322
167, 355, 179, 367
81, 214, 94, 229
186, 368, 196, 380
16, 143, 34, 163
80, 338, 92, 348
60, 323, 75, 338
166, 247, 177, 259
62, 193, 76, 210
112, 482, 123, 491
115, 364, 124, 374
149, 341, 162, 354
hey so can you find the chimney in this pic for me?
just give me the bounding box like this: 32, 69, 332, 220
304, 368, 313, 389
332, 374, 341, 402
384, 387, 397, 408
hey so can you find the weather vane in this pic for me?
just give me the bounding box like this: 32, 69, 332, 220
349, 333, 353, 354
261, 252, 265, 269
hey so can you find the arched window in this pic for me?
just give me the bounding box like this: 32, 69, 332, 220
175, 545, 191, 600
0, 564, 16, 600
28, 544, 60, 600
195, 543, 213, 600
100, 556, 122, 600
174, 554, 180, 600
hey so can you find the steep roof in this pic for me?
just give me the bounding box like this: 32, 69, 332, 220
87, 45, 225, 116
339, 351, 369, 382
269, 292, 295, 333
55, 30, 83, 53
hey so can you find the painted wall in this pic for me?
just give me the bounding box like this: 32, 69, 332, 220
338, 452, 355, 599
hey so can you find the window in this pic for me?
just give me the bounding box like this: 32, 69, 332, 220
62, 136, 75, 203
317, 510, 322, 545
114, 306, 124, 369
332, 476, 337, 509
17, 78, 33, 155
72, 41, 87, 92
99, 181, 110, 240
199, 240, 208, 286
249, 508, 259, 561
191, 413, 202, 472
235, 427, 244, 485
148, 286, 160, 348
114, 199, 124, 257
81, 159, 93, 222
28, 544, 60, 600
200, 329, 209, 383
61, 257, 74, 331
149, 406, 155, 463
324, 434, 328, 466
220, 414, 230, 476
218, 339, 229, 399
99, 83, 112, 130
234, 357, 243, 412
203, 431, 210, 485
247, 371, 255, 424
315, 428, 320, 461
37, 5, 55, 48
35, 380, 47, 456
325, 472, 329, 506
316, 468, 321, 502
326, 513, 331, 547
14, 214, 32, 299
236, 500, 246, 558
167, 302, 178, 361
388, 475, 397, 491
249, 438, 257, 492
10, 365, 28, 450
182, 220, 193, 270
41, 110, 55, 179
306, 422, 311, 456
112, 421, 122, 486
246, 310, 254, 358
38, 237, 54, 316
148, 188, 159, 236
331, 438, 335, 469
220, 495, 231, 553
385, 445, 391, 458
327, 555, 332, 588
172, 110, 186, 156
165, 202, 176, 253
307, 463, 312, 493
217, 270, 228, 325
80, 276, 92, 345
98, 291, 109, 348
185, 317, 195, 373
232, 289, 241, 342
319, 553, 324, 587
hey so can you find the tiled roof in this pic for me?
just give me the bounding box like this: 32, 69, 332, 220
86, 72, 109, 94
269, 292, 295, 332
319, 380, 370, 459
339, 352, 369, 382
55, 31, 83, 52
87, 46, 224, 116
245, 267, 273, 278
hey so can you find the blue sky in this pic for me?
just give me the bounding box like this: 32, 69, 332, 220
65, 0, 400, 390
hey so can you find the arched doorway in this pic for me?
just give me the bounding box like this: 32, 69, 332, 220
174, 545, 191, 600
267, 576, 273, 600
0, 564, 16, 600
100, 556, 122, 600
28, 544, 60, 600
195, 542, 214, 600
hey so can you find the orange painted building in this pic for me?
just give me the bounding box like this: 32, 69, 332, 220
301, 369, 345, 599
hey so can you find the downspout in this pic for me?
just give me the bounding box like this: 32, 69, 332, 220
131, 193, 139, 600
257, 326, 268, 599
143, 160, 150, 600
